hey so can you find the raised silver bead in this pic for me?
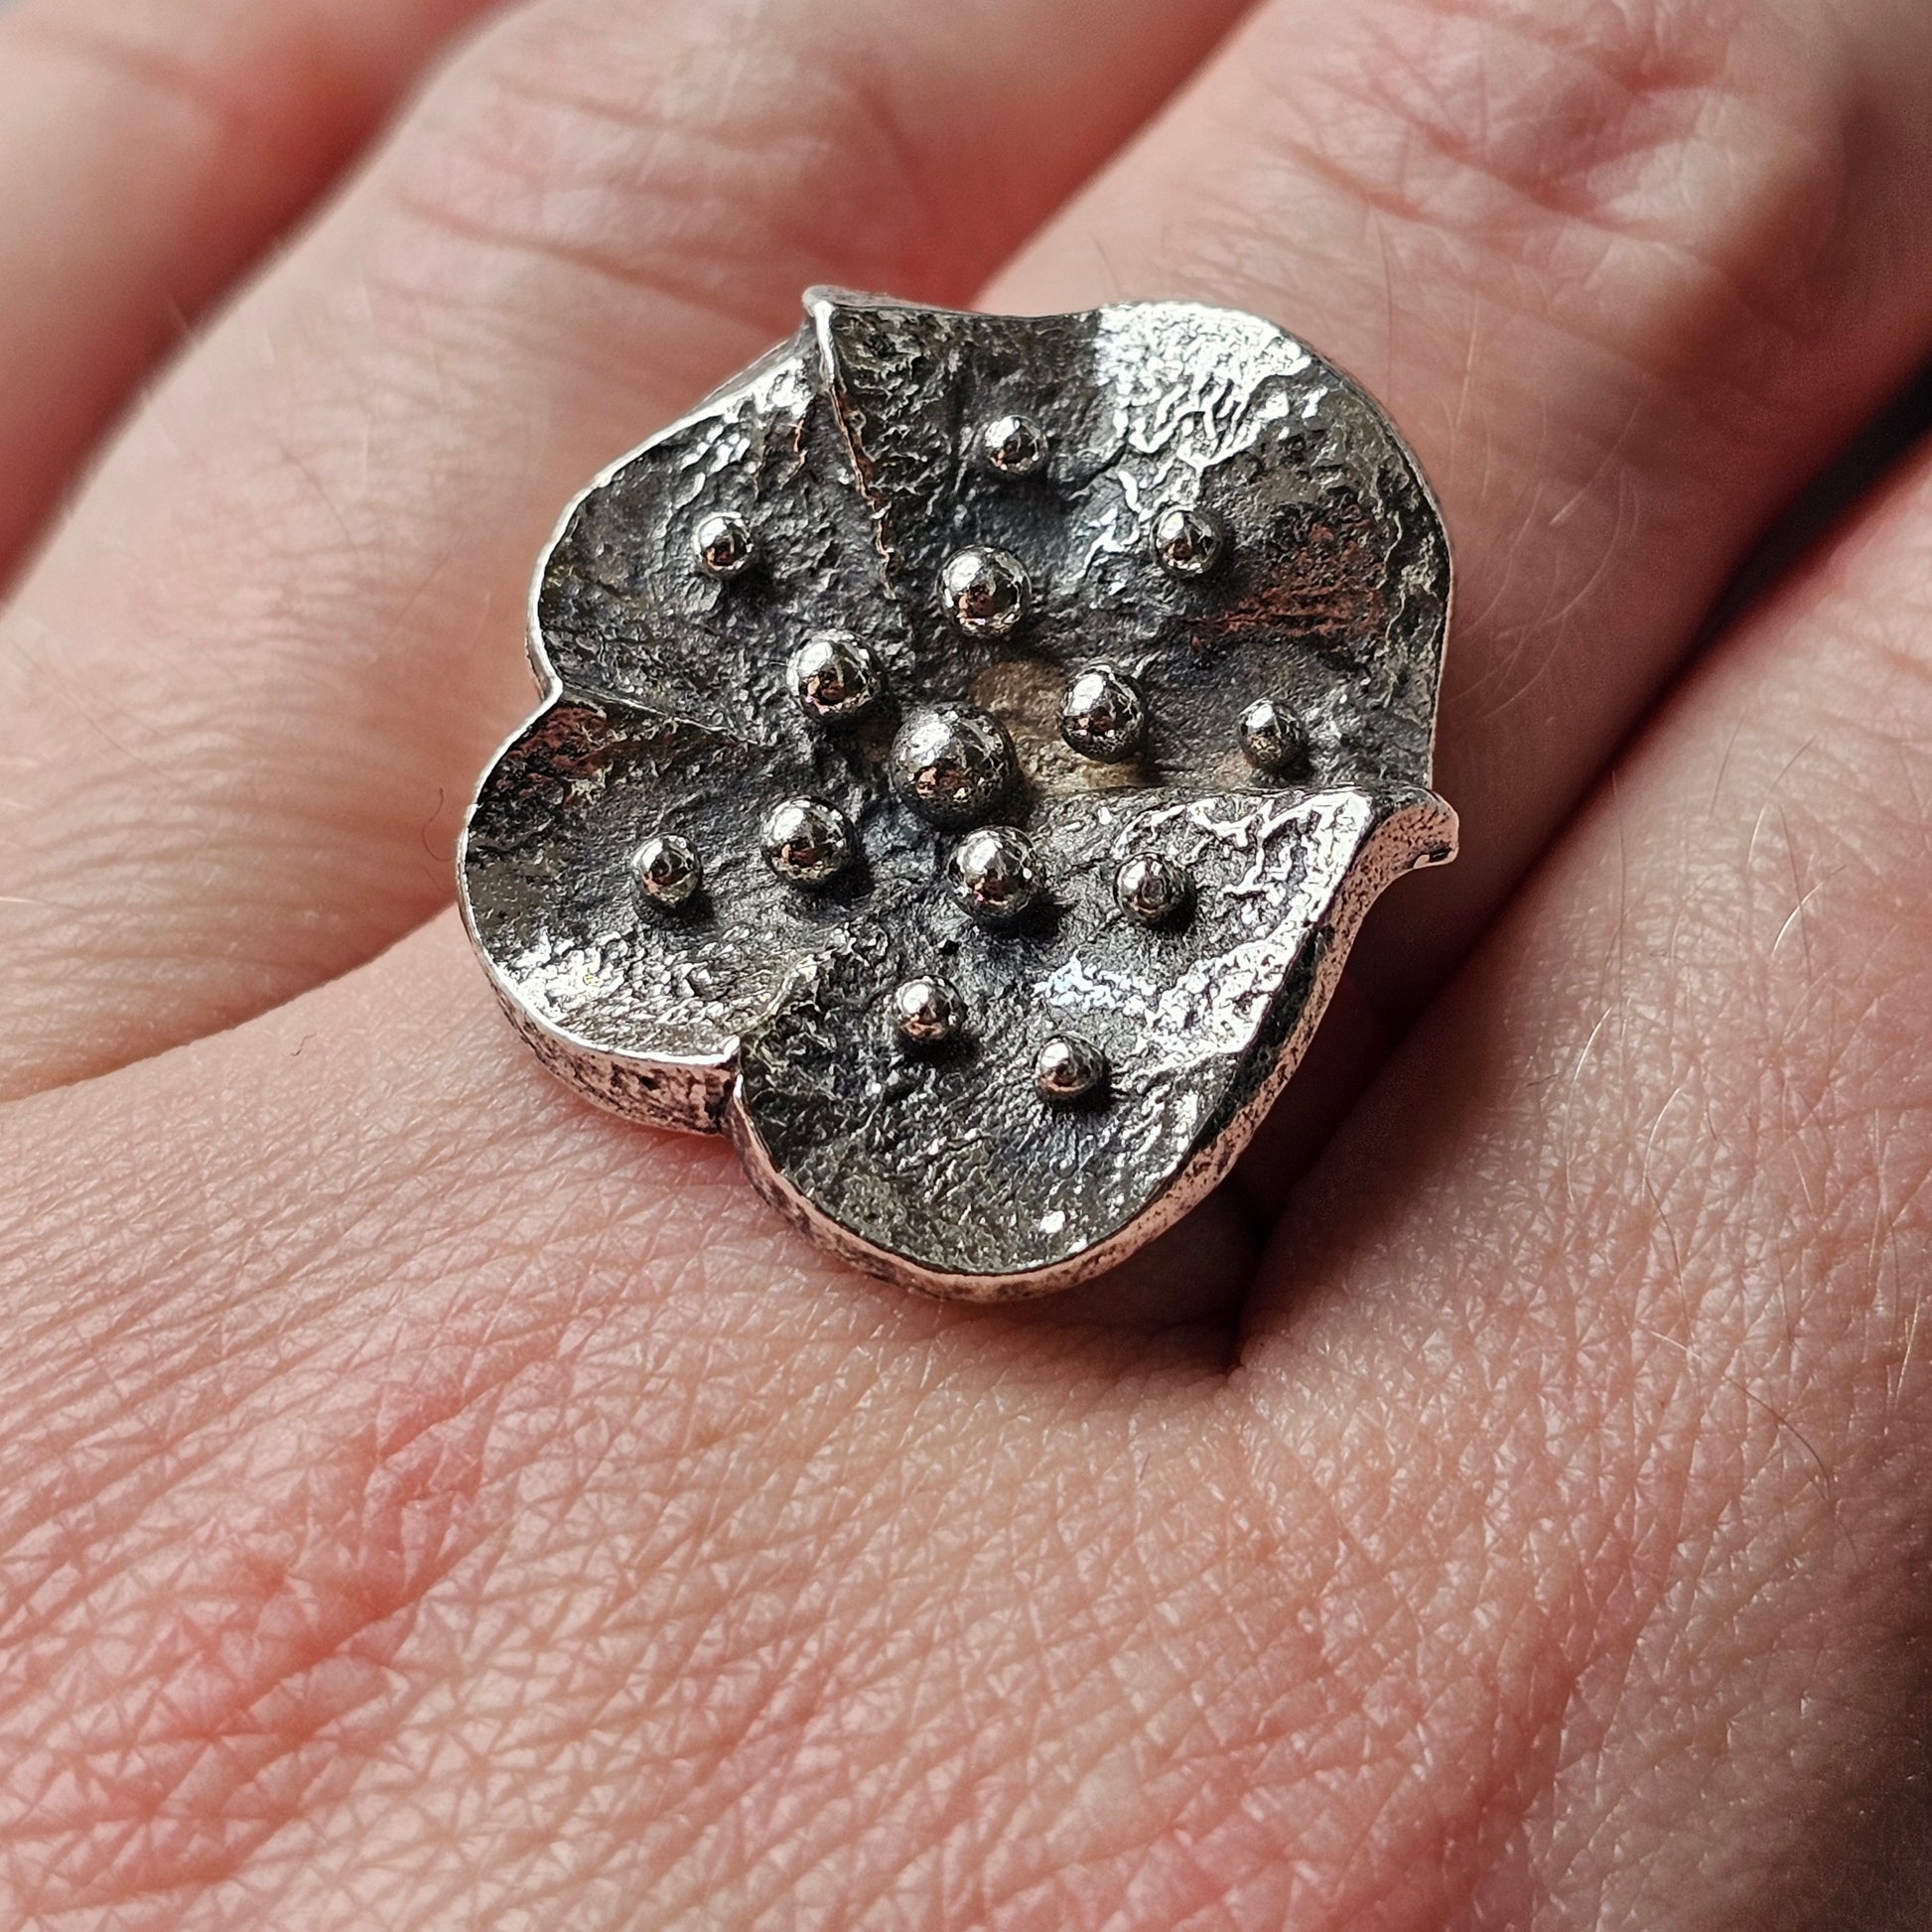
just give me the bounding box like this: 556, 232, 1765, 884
979, 414, 1048, 478
760, 797, 855, 888
1115, 853, 1191, 927
1059, 663, 1147, 763
1153, 503, 1227, 579
787, 630, 881, 725
892, 976, 963, 1048
693, 510, 755, 580
629, 833, 702, 908
949, 825, 1041, 928
1035, 1035, 1108, 1105
940, 544, 1029, 638
1238, 697, 1309, 774
892, 703, 1016, 828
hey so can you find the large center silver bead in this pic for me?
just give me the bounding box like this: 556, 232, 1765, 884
890, 703, 1017, 829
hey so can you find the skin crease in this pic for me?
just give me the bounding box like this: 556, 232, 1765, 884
0, 0, 1929, 1929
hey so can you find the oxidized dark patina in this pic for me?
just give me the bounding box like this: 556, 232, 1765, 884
460, 291, 1454, 1299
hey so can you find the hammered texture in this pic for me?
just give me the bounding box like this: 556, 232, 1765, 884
460, 292, 1454, 1298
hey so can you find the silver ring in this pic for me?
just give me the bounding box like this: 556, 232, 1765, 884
460, 289, 1455, 1301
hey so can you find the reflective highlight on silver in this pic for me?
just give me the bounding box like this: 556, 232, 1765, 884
1035, 1035, 1108, 1105
1152, 503, 1226, 579
893, 976, 963, 1047
891, 703, 1016, 828
979, 414, 1048, 478
1059, 663, 1146, 763
760, 797, 855, 888
692, 509, 755, 579
939, 544, 1029, 638
1115, 853, 1191, 927
1238, 696, 1307, 775
630, 833, 702, 909
461, 291, 1455, 1300
788, 629, 881, 725
949, 824, 1041, 928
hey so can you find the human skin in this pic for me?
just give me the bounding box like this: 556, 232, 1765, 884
1, 0, 1931, 1923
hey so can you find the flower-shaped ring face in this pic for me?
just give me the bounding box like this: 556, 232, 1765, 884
459, 292, 1455, 1301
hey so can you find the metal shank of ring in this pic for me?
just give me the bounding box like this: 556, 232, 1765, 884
458, 289, 1456, 1301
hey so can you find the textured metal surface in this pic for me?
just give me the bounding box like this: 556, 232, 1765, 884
459, 291, 1455, 1301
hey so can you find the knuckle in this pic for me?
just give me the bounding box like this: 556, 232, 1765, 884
1179, 0, 1853, 347
370, 0, 960, 343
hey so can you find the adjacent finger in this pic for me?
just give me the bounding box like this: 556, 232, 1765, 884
1237, 436, 1932, 1918
0, 0, 501, 588
0, 0, 1254, 1100
981, 0, 1932, 1210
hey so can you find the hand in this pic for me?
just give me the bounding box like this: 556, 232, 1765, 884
2, 0, 1930, 1922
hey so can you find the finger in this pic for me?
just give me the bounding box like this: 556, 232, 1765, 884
981, 0, 1932, 1210
0, 919, 1264, 1920
19, 153, 1932, 1923
16, 416, 1932, 1913
16, 443, 1932, 1922
1238, 436, 1932, 1917
0, 0, 1254, 1099
0, 0, 501, 587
